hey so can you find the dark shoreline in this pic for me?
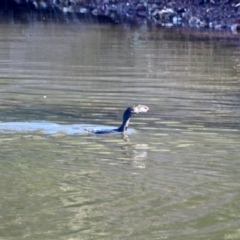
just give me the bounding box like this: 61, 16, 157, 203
1, 0, 240, 34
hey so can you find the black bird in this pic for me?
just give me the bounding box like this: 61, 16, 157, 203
86, 105, 149, 134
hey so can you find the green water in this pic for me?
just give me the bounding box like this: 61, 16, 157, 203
0, 23, 239, 240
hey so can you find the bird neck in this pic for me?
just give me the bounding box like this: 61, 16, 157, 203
117, 116, 131, 132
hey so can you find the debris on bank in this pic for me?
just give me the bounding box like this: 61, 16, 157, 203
1, 0, 240, 33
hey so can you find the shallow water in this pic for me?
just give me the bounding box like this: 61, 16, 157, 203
0, 23, 240, 240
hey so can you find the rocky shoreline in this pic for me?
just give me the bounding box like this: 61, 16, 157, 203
1, 0, 240, 33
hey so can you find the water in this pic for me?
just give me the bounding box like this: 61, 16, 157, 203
0, 23, 240, 240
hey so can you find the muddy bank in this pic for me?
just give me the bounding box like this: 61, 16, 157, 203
1, 0, 240, 33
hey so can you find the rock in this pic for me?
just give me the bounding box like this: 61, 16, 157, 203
79, 7, 88, 14
152, 7, 176, 24
92, 8, 99, 16
189, 16, 201, 27
231, 24, 240, 34
172, 16, 182, 25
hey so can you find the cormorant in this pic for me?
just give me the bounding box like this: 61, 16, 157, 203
86, 105, 149, 134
